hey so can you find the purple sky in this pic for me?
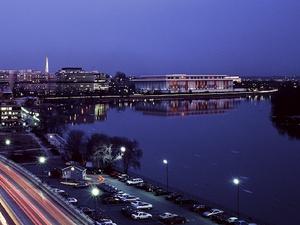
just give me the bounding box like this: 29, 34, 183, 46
0, 0, 300, 76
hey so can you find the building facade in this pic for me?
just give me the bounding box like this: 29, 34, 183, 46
133, 74, 237, 93
55, 67, 110, 94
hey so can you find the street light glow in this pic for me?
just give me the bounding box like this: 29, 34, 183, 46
120, 146, 126, 153
38, 156, 47, 164
163, 159, 168, 164
91, 187, 100, 197
233, 178, 240, 185
5, 139, 11, 146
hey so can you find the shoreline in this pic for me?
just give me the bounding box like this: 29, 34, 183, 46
39, 89, 278, 102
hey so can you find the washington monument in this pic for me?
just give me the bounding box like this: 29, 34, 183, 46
45, 56, 49, 73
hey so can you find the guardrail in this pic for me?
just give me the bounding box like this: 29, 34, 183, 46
0, 155, 94, 225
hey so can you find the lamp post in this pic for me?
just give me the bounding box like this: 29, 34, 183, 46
38, 156, 47, 182
163, 159, 169, 192
91, 187, 100, 212
120, 146, 126, 173
233, 178, 240, 218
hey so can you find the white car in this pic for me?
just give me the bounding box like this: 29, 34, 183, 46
119, 195, 140, 202
95, 219, 117, 225
202, 208, 224, 217
131, 201, 153, 210
131, 211, 152, 220
52, 188, 65, 193
126, 178, 143, 185
227, 217, 239, 223
66, 197, 78, 204
158, 212, 178, 219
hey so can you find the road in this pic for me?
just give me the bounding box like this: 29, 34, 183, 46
0, 161, 90, 225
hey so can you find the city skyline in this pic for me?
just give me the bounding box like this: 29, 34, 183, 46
1, 0, 300, 76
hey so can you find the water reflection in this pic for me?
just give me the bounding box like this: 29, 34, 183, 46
39, 98, 242, 131
135, 99, 240, 117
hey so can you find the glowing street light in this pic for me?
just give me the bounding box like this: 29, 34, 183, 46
233, 178, 240, 185
5, 139, 11, 146
91, 186, 100, 212
163, 159, 169, 191
38, 156, 47, 164
120, 146, 126, 153
232, 178, 240, 217
91, 187, 100, 197
38, 156, 47, 182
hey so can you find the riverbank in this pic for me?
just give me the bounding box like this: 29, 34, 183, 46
40, 89, 278, 102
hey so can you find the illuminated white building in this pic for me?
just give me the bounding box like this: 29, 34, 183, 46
133, 74, 237, 93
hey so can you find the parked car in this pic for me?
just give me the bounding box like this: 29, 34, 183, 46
131, 211, 152, 220
79, 207, 95, 216
117, 173, 128, 180
119, 195, 140, 202
66, 197, 78, 204
95, 219, 117, 225
131, 201, 153, 210
174, 196, 197, 205
102, 196, 124, 205
211, 213, 238, 224
154, 188, 170, 196
74, 181, 89, 189
162, 215, 187, 224
126, 178, 144, 185
48, 168, 62, 178
98, 184, 118, 193
121, 206, 138, 218
52, 188, 65, 193
234, 220, 253, 225
190, 204, 210, 213
165, 193, 182, 201
158, 212, 178, 220
65, 161, 78, 166
137, 182, 156, 192
202, 208, 224, 217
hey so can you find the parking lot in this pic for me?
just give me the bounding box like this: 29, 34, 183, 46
24, 159, 218, 225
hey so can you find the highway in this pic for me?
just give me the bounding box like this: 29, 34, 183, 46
0, 160, 91, 225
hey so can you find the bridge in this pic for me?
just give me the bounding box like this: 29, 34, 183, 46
0, 155, 93, 225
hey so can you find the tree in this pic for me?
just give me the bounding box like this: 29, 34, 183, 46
110, 137, 143, 174
64, 130, 85, 162
86, 133, 143, 172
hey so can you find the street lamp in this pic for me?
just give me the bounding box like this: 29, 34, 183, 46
38, 156, 47, 164
233, 178, 240, 218
163, 159, 169, 192
120, 146, 126, 153
38, 156, 47, 182
5, 139, 11, 146
91, 187, 100, 212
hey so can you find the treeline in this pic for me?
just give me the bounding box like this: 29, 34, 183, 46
271, 85, 300, 139
64, 130, 143, 173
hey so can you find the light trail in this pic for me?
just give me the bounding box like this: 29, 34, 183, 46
0, 161, 84, 225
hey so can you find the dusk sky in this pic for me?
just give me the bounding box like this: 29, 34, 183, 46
0, 0, 300, 76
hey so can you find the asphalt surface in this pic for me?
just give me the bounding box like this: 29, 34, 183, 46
23, 172, 217, 224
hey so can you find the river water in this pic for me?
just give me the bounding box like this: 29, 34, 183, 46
63, 97, 300, 225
